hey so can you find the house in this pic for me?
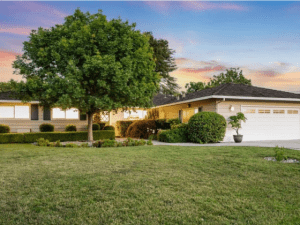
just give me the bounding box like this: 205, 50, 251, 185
0, 91, 148, 133
152, 83, 300, 142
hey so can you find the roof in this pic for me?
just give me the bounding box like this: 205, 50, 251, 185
0, 91, 22, 101
152, 83, 300, 106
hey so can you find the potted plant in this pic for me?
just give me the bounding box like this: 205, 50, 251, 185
228, 112, 247, 143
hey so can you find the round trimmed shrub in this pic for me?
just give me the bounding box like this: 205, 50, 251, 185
187, 112, 227, 143
126, 120, 156, 139
0, 124, 10, 133
99, 123, 106, 130
39, 123, 54, 132
65, 124, 77, 132
103, 126, 115, 131
92, 123, 100, 131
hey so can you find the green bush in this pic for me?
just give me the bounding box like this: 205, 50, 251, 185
55, 140, 63, 147
274, 146, 288, 161
39, 123, 54, 132
116, 121, 136, 137
65, 124, 77, 132
103, 126, 115, 131
0, 133, 24, 144
92, 123, 100, 131
187, 112, 227, 144
93, 140, 103, 148
167, 118, 181, 126
80, 143, 89, 148
36, 138, 50, 146
158, 128, 188, 143
65, 143, 78, 148
0, 124, 10, 133
155, 119, 171, 130
148, 134, 158, 140
99, 123, 106, 130
102, 139, 117, 147
23, 131, 115, 143
147, 139, 153, 145
126, 120, 156, 139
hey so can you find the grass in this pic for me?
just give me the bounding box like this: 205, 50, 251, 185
0, 144, 300, 224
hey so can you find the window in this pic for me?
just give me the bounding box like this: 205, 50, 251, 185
52, 108, 79, 119
0, 106, 14, 118
100, 111, 109, 122
244, 109, 255, 114
287, 110, 298, 114
258, 109, 271, 114
273, 110, 285, 114
0, 106, 30, 119
194, 107, 203, 114
124, 110, 147, 119
15, 106, 30, 119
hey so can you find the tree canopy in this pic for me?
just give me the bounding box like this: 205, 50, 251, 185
12, 9, 160, 141
144, 32, 179, 95
185, 68, 251, 94
0, 81, 15, 93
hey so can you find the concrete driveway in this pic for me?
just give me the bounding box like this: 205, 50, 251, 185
152, 139, 300, 151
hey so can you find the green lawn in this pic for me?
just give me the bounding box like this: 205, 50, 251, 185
0, 144, 300, 224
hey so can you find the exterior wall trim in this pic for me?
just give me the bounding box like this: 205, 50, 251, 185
153, 95, 300, 108
0, 100, 40, 103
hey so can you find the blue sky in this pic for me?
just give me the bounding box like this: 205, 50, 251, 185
1, 1, 300, 92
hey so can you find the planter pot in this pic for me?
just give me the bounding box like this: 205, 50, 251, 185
233, 135, 243, 143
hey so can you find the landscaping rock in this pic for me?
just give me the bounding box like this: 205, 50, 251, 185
264, 157, 299, 163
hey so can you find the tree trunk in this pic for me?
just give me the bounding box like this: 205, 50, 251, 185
87, 112, 94, 142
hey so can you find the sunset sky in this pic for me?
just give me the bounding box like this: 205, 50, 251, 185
0, 1, 300, 93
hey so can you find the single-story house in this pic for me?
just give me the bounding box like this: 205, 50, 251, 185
0, 91, 148, 133
1, 83, 300, 142
151, 83, 300, 142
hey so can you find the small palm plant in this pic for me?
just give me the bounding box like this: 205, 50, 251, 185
228, 112, 247, 143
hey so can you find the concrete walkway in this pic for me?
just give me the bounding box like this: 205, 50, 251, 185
152, 139, 300, 151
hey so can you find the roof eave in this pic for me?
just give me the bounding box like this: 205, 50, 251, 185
153, 95, 300, 108
0, 100, 40, 104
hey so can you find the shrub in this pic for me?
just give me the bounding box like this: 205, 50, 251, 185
39, 123, 54, 132
228, 112, 247, 135
167, 118, 181, 126
92, 123, 100, 131
102, 139, 117, 147
80, 143, 89, 148
117, 142, 123, 147
126, 120, 156, 139
65, 143, 78, 148
0, 133, 23, 143
138, 139, 146, 146
188, 112, 227, 144
104, 126, 115, 131
36, 138, 50, 146
122, 137, 134, 147
65, 124, 77, 132
155, 119, 171, 130
0, 124, 10, 133
48, 142, 55, 147
23, 131, 115, 143
158, 128, 188, 143
147, 139, 153, 145
148, 134, 158, 140
116, 121, 135, 137
93, 140, 103, 148
274, 146, 288, 161
99, 123, 106, 130
55, 140, 63, 147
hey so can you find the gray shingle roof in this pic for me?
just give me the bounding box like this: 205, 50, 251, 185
0, 91, 21, 101
152, 83, 300, 106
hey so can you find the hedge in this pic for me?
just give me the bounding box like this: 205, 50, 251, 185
0, 133, 24, 144
158, 123, 188, 143
0, 124, 10, 133
116, 120, 137, 137
0, 131, 115, 144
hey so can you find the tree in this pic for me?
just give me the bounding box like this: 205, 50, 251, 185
12, 9, 160, 141
144, 32, 179, 95
184, 68, 251, 94
0, 81, 15, 92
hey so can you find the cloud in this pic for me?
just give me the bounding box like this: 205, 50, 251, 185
0, 25, 32, 36
144, 1, 248, 14
180, 65, 226, 74
0, 50, 23, 82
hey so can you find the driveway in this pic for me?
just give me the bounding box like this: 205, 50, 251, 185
152, 139, 300, 151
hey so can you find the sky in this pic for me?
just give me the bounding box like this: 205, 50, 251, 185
0, 1, 300, 93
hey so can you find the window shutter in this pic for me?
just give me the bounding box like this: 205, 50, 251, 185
80, 111, 87, 121
31, 104, 39, 120
43, 107, 51, 120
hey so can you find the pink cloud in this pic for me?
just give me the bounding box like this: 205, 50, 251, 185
0, 26, 32, 36
180, 65, 226, 74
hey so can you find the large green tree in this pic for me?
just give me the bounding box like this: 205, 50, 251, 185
144, 32, 179, 95
185, 68, 251, 94
12, 9, 160, 141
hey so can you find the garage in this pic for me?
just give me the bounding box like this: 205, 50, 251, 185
241, 106, 300, 141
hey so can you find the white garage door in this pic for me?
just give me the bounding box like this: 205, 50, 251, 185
240, 106, 300, 141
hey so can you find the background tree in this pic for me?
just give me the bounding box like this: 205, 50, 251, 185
184, 68, 251, 94
0, 81, 15, 93
12, 9, 160, 141
144, 32, 179, 95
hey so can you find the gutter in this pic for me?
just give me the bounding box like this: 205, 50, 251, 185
153, 95, 300, 108
0, 100, 40, 104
